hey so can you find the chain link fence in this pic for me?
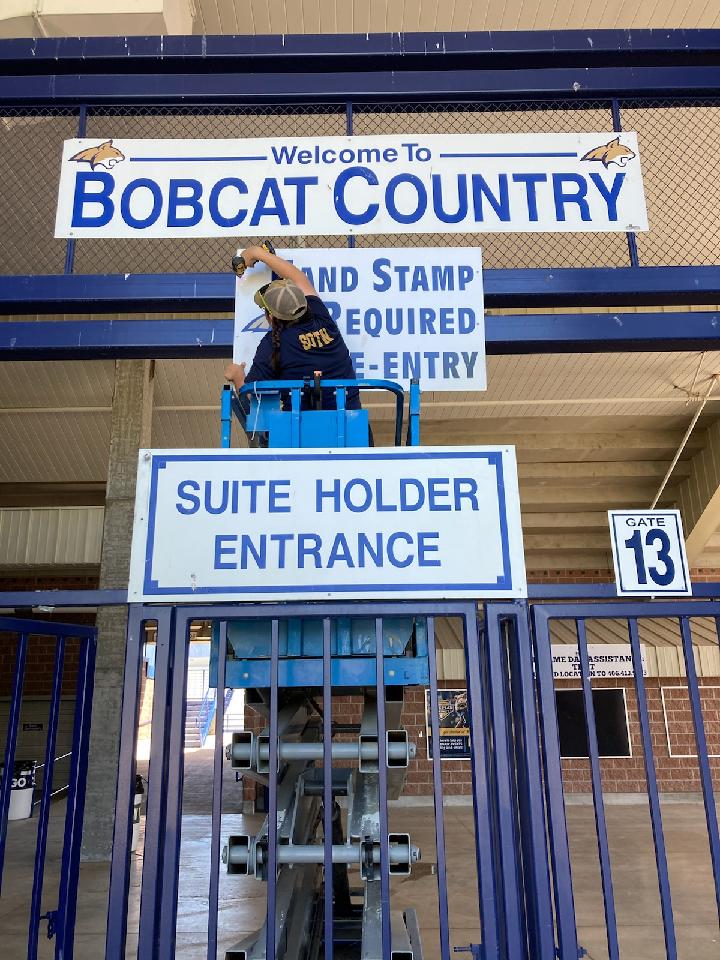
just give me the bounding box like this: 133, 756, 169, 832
0, 99, 718, 277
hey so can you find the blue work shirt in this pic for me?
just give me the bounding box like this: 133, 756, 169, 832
245, 295, 361, 410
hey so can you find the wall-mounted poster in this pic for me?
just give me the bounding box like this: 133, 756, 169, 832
425, 688, 471, 760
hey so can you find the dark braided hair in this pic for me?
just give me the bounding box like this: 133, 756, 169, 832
268, 310, 310, 375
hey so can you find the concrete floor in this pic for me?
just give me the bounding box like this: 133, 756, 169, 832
1, 747, 718, 960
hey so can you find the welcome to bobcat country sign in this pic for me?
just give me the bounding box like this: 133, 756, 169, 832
55, 133, 648, 238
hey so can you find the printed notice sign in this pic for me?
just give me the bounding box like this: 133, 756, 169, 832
234, 247, 485, 390
608, 510, 692, 596
425, 689, 471, 760
128, 447, 526, 602
55, 133, 648, 238
551, 644, 647, 679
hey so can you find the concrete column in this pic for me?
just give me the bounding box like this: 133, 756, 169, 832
82, 360, 154, 861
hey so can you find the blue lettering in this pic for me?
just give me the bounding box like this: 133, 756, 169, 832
387, 532, 414, 568
431, 265, 453, 291
121, 178, 163, 229
167, 179, 203, 227
373, 257, 392, 292
270, 533, 293, 567
552, 173, 590, 221
427, 478, 451, 511
270, 145, 298, 164
241, 479, 265, 513
357, 532, 382, 567
431, 173, 468, 224
399, 478, 425, 511
471, 173, 510, 222
298, 533, 322, 568
241, 534, 266, 569
269, 479, 291, 513
205, 480, 229, 515
176, 480, 200, 515
250, 179, 290, 227
344, 478, 372, 512
327, 532, 355, 568
458, 308, 475, 333
71, 172, 114, 227
385, 173, 427, 225
454, 478, 479, 511
458, 266, 474, 289
589, 172, 626, 222
214, 534, 237, 570
334, 167, 379, 225
341, 266, 358, 292
418, 532, 441, 567
284, 176, 317, 225
512, 173, 547, 222
209, 177, 247, 227
316, 478, 341, 512
346, 308, 361, 335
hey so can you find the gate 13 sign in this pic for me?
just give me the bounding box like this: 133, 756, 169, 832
234, 248, 485, 391
55, 133, 647, 238
128, 447, 527, 602
608, 510, 692, 596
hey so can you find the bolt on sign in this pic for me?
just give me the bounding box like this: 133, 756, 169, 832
234, 247, 485, 391
128, 447, 527, 603
55, 134, 647, 238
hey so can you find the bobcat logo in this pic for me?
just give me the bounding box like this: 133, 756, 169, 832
69, 140, 125, 170
581, 137, 636, 168
241, 312, 271, 334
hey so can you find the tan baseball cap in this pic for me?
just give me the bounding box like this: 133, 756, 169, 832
254, 279, 307, 323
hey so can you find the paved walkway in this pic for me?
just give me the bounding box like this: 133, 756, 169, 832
1, 747, 718, 959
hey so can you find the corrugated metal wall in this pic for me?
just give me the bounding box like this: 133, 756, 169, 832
0, 506, 103, 566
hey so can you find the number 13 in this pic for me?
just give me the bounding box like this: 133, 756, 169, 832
624, 529, 675, 586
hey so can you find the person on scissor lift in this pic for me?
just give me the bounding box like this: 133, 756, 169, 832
224, 244, 360, 412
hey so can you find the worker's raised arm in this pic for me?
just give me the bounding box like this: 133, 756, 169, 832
239, 245, 318, 297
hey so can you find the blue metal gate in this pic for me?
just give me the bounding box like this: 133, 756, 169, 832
529, 600, 720, 960
104, 600, 583, 960
0, 616, 96, 960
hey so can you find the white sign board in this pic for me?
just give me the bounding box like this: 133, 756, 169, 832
128, 447, 527, 602
234, 247, 485, 390
551, 644, 647, 679
608, 510, 692, 596
55, 134, 648, 238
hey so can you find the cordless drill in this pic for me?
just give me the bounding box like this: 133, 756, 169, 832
231, 239, 276, 278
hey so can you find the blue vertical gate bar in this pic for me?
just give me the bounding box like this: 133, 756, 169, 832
529, 607, 581, 960
483, 607, 526, 960
265, 618, 280, 960
207, 621, 228, 960
425, 616, 451, 960
462, 603, 501, 959
503, 605, 556, 960
106, 607, 160, 960
322, 616, 333, 960
627, 617, 677, 960
158, 612, 191, 959
137, 606, 185, 960
374, 617, 391, 957
28, 634, 66, 960
679, 616, 720, 922
575, 620, 620, 960
0, 630, 28, 893
54, 632, 97, 960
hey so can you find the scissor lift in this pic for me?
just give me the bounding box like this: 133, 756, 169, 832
214, 378, 425, 959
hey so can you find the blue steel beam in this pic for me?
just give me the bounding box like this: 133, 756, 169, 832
1, 31, 720, 104
3, 268, 720, 317
6, 311, 720, 359
3, 67, 720, 104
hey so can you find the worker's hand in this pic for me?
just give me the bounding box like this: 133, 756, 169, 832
224, 362, 247, 391
238, 245, 262, 269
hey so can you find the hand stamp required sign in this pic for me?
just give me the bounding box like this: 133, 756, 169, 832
128, 447, 527, 602
234, 247, 485, 391
608, 509, 692, 597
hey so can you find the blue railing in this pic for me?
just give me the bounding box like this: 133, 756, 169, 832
0, 617, 96, 960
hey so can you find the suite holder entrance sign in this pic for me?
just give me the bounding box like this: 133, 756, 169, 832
128, 447, 527, 602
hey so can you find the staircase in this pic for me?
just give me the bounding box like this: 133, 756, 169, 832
184, 699, 203, 748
